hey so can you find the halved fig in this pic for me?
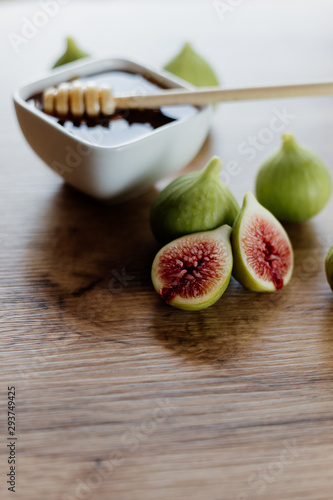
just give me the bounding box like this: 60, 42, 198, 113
232, 192, 293, 292
151, 225, 233, 310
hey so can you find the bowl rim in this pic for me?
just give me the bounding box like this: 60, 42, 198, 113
13, 56, 210, 150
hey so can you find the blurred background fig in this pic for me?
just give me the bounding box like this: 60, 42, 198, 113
150, 156, 240, 244
164, 42, 219, 87
256, 134, 332, 222
53, 37, 90, 68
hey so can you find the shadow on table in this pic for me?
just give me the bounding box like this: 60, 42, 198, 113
149, 221, 333, 365
24, 132, 333, 365
23, 135, 217, 341
24, 180, 159, 332
149, 280, 287, 364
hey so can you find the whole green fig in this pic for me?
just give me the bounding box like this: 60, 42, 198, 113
53, 37, 90, 69
150, 156, 240, 244
164, 42, 219, 87
256, 134, 332, 222
325, 245, 333, 292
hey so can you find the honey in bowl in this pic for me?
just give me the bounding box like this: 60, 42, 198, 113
26, 70, 198, 147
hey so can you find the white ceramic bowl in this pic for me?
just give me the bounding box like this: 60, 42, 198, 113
13, 57, 212, 202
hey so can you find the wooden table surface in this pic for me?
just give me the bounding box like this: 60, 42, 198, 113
1, 1, 333, 499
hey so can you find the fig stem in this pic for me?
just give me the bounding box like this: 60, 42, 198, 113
282, 133, 298, 152
201, 156, 222, 181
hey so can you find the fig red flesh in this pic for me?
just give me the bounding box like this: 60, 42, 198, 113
241, 215, 292, 290
158, 237, 228, 301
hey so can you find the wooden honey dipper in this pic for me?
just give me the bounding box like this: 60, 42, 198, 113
43, 80, 333, 118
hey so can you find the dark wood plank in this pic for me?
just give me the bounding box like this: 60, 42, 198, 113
1, 1, 333, 499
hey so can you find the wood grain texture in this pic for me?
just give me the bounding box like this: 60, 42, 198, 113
1, 1, 333, 499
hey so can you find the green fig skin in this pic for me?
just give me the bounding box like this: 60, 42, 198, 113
151, 225, 233, 311
232, 192, 294, 292
256, 134, 332, 223
150, 156, 240, 244
164, 42, 219, 87
53, 37, 90, 68
325, 245, 333, 292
